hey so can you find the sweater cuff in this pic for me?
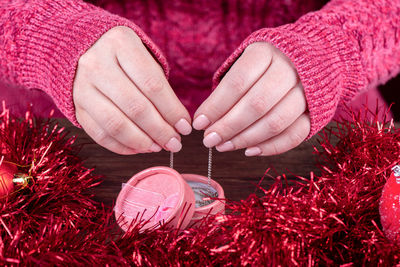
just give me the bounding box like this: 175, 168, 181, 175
14, 1, 169, 127
213, 22, 367, 138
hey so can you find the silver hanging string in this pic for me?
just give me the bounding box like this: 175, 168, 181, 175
169, 147, 213, 187
207, 147, 212, 186
169, 151, 174, 169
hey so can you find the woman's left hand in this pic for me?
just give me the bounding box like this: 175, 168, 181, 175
193, 42, 310, 156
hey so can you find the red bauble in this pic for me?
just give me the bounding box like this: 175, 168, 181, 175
0, 162, 17, 197
379, 165, 400, 242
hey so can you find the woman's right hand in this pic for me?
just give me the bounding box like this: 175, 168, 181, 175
73, 26, 192, 155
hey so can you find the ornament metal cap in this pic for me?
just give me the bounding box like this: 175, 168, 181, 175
392, 165, 400, 177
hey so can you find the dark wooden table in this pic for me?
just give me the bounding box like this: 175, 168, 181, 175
58, 119, 327, 206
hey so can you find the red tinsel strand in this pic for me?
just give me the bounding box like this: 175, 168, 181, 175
1, 101, 400, 265
112, 104, 400, 266
0, 104, 112, 265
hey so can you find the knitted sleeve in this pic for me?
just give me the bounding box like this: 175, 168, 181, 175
0, 0, 169, 126
213, 0, 400, 138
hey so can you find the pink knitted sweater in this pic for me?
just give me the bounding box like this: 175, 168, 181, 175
1, 0, 399, 138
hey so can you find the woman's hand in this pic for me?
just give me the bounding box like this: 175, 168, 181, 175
73, 26, 192, 155
193, 42, 310, 156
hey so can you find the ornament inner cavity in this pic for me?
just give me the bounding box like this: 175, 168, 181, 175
187, 181, 218, 207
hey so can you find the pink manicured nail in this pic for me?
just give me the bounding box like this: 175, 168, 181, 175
216, 141, 234, 152
175, 119, 192, 135
245, 147, 262, 157
193, 115, 211, 130
165, 137, 182, 152
150, 143, 162, 152
203, 132, 222, 148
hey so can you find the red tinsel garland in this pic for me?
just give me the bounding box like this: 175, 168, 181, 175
0, 103, 400, 266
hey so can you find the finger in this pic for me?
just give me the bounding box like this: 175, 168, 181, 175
244, 113, 311, 157
203, 55, 299, 148
76, 108, 144, 155
216, 83, 306, 152
116, 37, 192, 135
92, 65, 183, 152
74, 84, 164, 153
203, 51, 298, 147
193, 42, 273, 130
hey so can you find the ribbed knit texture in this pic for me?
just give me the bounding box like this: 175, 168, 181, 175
1, 0, 400, 138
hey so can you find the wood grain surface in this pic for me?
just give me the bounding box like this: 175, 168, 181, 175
57, 119, 332, 206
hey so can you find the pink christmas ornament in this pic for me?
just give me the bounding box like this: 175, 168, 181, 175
115, 166, 225, 232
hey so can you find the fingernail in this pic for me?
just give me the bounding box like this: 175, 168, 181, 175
193, 115, 210, 130
165, 137, 182, 152
216, 141, 234, 152
245, 147, 262, 157
203, 132, 222, 148
175, 118, 192, 135
150, 143, 162, 152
